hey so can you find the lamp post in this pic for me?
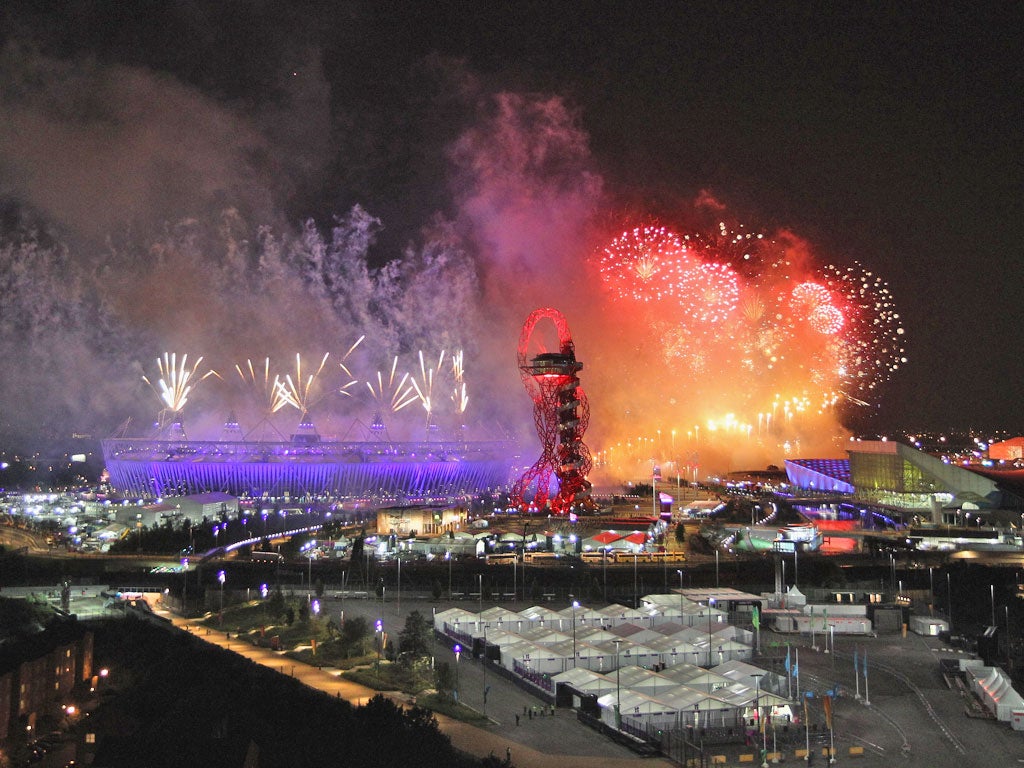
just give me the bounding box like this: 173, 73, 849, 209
633, 553, 639, 608
482, 624, 489, 717
217, 570, 225, 623
947, 571, 953, 630
752, 672, 767, 768
181, 557, 188, 616
677, 569, 684, 619
571, 600, 579, 667
453, 643, 462, 702
929, 566, 935, 616
446, 550, 453, 600
603, 547, 609, 602
707, 598, 716, 688
397, 555, 402, 619
613, 638, 623, 729
375, 619, 383, 686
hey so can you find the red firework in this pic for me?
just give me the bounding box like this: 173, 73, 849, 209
676, 262, 740, 324
597, 225, 692, 303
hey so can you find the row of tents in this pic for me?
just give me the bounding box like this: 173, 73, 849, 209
434, 592, 794, 734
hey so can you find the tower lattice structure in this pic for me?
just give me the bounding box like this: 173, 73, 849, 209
510, 308, 593, 513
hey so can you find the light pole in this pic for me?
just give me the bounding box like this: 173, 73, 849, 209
478, 573, 483, 614
929, 566, 935, 616
677, 569, 684, 619
217, 570, 225, 623
707, 598, 716, 688
482, 624, 490, 717
453, 643, 462, 702
603, 548, 609, 601
397, 555, 402, 619
181, 557, 188, 616
571, 600, 579, 667
752, 672, 767, 768
375, 619, 383, 686
613, 638, 623, 729
947, 571, 953, 630
446, 550, 453, 600
633, 553, 639, 608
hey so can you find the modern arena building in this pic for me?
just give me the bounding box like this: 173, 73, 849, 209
785, 439, 1024, 521
101, 429, 518, 501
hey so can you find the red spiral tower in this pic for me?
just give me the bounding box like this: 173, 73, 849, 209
510, 308, 593, 513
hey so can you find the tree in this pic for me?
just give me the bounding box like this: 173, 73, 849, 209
434, 662, 455, 701
398, 610, 431, 664
315, 578, 325, 599
431, 579, 443, 601
341, 615, 369, 656
265, 587, 286, 620
675, 522, 687, 545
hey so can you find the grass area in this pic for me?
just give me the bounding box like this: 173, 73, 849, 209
341, 663, 487, 724
199, 598, 375, 667
416, 692, 491, 725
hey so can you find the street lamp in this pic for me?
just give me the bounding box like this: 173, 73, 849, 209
571, 600, 579, 667
707, 598, 716, 689
375, 619, 383, 685
217, 570, 225, 623
752, 672, 767, 768
482, 624, 490, 717
453, 643, 462, 702
947, 571, 953, 630
613, 638, 623, 729
445, 550, 453, 599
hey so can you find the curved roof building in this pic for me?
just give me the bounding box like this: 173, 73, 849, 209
101, 437, 517, 500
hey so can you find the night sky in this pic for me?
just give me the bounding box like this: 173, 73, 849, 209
0, 2, 1021, 456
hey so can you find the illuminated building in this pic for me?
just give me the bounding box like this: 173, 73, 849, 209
101, 437, 515, 500
785, 440, 1024, 517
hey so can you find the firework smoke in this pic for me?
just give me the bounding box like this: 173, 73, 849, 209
0, 30, 906, 481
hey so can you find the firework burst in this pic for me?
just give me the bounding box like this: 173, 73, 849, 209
142, 353, 220, 415
365, 356, 418, 413
450, 349, 469, 414
337, 335, 365, 398
280, 353, 331, 417
597, 225, 693, 303
409, 350, 447, 426
235, 358, 293, 414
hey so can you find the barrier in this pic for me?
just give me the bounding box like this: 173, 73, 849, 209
738, 754, 754, 763
794, 748, 808, 758
849, 745, 865, 757
710, 756, 727, 765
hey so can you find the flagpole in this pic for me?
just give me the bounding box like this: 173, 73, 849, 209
823, 696, 831, 765
804, 695, 810, 762
863, 648, 870, 706
854, 646, 861, 700
795, 647, 800, 698
786, 643, 792, 699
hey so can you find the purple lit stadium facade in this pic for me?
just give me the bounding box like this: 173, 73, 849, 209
101, 438, 518, 500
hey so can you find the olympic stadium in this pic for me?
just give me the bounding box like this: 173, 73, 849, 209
101, 436, 517, 499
